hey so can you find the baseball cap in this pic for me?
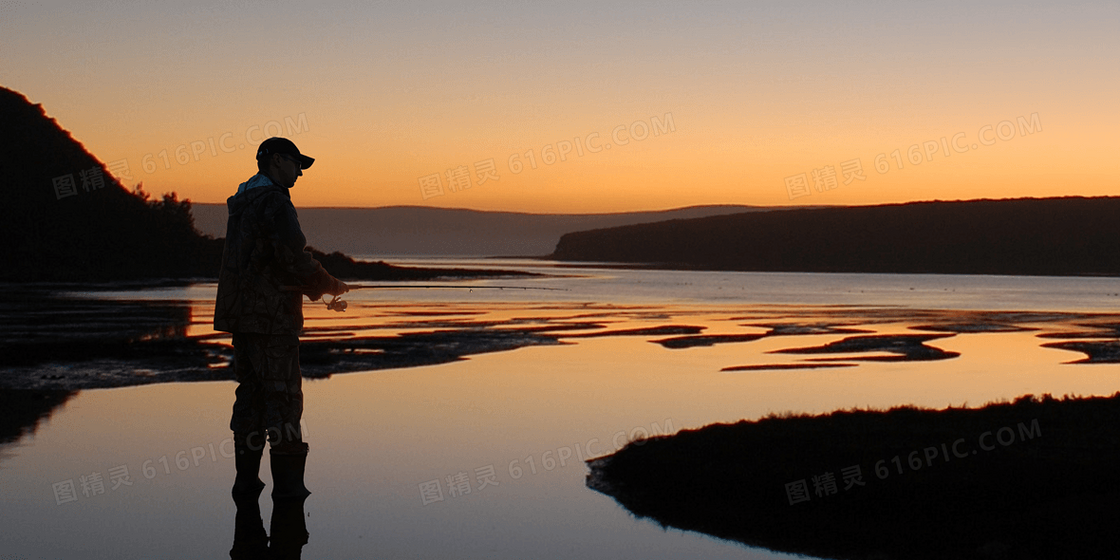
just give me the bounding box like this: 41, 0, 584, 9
256, 137, 315, 169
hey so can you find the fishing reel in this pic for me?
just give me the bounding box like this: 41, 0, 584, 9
326, 294, 348, 312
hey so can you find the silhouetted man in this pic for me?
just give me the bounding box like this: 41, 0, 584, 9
214, 137, 348, 499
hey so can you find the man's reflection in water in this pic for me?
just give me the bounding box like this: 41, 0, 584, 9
231, 492, 309, 560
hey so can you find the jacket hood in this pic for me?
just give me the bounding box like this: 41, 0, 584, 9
238, 173, 275, 194
226, 174, 289, 216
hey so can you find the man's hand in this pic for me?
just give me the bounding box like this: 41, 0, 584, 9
302, 269, 347, 301
329, 278, 349, 296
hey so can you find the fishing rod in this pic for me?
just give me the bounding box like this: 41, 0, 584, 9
347, 284, 567, 291
284, 283, 569, 312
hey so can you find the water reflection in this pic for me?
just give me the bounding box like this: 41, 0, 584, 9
0, 286, 224, 391
0, 389, 77, 443
3, 322, 1119, 559
231, 494, 309, 560
6, 274, 1120, 559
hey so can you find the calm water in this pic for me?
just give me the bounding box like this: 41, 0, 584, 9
4, 261, 1120, 559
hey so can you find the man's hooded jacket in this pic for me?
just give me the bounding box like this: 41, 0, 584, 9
214, 174, 335, 335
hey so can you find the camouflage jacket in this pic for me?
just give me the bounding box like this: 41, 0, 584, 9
213, 174, 334, 335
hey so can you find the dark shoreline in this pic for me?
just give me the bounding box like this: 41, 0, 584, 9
586, 393, 1120, 560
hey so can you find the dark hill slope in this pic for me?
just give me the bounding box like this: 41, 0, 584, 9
550, 197, 1120, 276
0, 86, 219, 281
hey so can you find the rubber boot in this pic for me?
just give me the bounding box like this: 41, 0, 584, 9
270, 442, 311, 500
232, 434, 266, 497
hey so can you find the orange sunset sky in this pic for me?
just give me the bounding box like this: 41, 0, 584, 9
2, 1, 1117, 213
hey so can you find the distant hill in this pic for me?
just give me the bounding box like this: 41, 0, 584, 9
550, 197, 1120, 276
0, 86, 221, 281
191, 204, 767, 257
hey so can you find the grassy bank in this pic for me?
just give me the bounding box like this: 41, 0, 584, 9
587, 393, 1120, 559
